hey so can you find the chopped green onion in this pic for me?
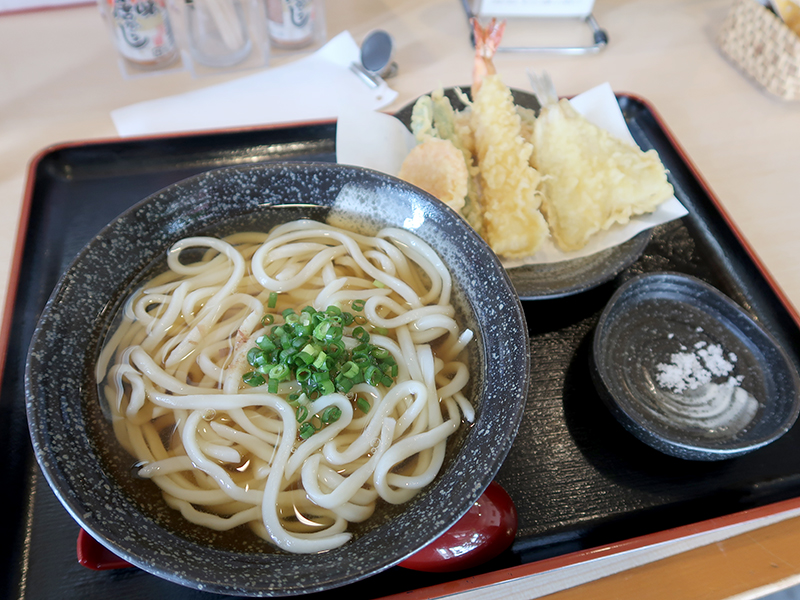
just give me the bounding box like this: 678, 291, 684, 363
356, 397, 371, 414
279, 348, 297, 363
324, 326, 343, 342
311, 371, 330, 384
256, 335, 276, 352
340, 361, 359, 379
268, 292, 278, 308
242, 304, 400, 405
336, 376, 354, 393
269, 364, 290, 380
371, 347, 389, 360
296, 406, 308, 422
373, 280, 386, 288
327, 340, 345, 359
247, 347, 263, 366
296, 352, 314, 366
299, 422, 316, 439
351, 299, 366, 312
313, 321, 331, 341
364, 365, 381, 386
321, 406, 342, 424
261, 314, 274, 326
352, 353, 370, 367
312, 351, 328, 370
242, 371, 265, 387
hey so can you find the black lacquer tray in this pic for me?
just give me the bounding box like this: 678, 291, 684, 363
3, 96, 800, 600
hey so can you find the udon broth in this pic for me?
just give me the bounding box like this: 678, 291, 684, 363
94, 210, 475, 554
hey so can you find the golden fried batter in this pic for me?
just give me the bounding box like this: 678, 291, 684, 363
398, 137, 469, 213
471, 75, 549, 258
533, 99, 674, 252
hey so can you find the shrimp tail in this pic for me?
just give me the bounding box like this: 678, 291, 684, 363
471, 17, 506, 94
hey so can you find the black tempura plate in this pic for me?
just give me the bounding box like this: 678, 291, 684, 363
394, 87, 654, 301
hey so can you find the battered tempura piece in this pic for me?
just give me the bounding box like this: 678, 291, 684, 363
470, 18, 548, 258
533, 98, 674, 252
400, 90, 484, 232
398, 138, 468, 213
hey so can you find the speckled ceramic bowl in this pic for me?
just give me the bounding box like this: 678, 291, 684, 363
591, 272, 800, 461
24, 162, 529, 596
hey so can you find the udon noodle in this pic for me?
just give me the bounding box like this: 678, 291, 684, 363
96, 218, 474, 554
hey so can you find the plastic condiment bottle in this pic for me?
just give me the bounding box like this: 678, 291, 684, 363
265, 0, 317, 49
98, 0, 180, 70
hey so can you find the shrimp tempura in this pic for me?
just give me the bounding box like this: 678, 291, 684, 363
472, 18, 505, 94
469, 18, 548, 258
471, 75, 548, 257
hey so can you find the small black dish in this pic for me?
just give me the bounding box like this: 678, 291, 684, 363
591, 272, 800, 461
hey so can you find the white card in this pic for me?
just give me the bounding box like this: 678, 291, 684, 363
477, 0, 596, 18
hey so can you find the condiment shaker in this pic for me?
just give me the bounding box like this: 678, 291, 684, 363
98, 0, 180, 70
184, 0, 253, 67
265, 0, 324, 50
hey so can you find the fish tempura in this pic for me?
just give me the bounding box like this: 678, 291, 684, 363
533, 98, 674, 252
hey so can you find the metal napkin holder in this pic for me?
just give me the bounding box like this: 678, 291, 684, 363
461, 0, 609, 55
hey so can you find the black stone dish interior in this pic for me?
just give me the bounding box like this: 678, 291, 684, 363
23, 162, 530, 596
394, 88, 653, 301
591, 272, 800, 460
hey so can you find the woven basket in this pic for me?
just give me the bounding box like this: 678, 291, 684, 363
717, 0, 800, 100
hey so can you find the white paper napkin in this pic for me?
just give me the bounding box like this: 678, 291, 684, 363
112, 31, 398, 137
0, 0, 86, 13
336, 82, 688, 265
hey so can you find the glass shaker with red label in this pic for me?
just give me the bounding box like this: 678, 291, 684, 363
98, 0, 180, 70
